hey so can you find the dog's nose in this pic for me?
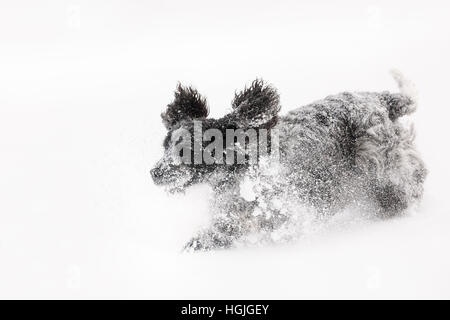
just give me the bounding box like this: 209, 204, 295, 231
150, 167, 163, 181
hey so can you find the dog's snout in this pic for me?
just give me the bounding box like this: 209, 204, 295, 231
150, 167, 163, 181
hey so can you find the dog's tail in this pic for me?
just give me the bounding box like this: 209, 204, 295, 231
385, 69, 418, 120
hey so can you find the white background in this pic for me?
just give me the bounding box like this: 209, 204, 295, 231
0, 0, 449, 298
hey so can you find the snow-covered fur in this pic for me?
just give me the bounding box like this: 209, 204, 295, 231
151, 73, 427, 251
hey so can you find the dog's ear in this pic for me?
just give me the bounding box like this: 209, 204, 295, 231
161, 83, 209, 129
231, 79, 280, 128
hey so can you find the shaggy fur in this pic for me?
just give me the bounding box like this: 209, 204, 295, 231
151, 73, 427, 251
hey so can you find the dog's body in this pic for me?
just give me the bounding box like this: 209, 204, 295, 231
151, 72, 427, 251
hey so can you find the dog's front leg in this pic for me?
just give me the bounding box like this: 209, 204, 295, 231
183, 188, 257, 252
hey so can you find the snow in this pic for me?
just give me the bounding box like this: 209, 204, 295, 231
239, 175, 257, 202
0, 0, 449, 299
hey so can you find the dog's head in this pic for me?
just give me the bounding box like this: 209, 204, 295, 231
151, 80, 280, 193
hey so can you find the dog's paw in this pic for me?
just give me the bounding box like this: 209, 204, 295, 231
182, 231, 233, 252
183, 237, 206, 252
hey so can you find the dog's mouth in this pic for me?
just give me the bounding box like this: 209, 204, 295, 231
164, 177, 195, 194
165, 182, 189, 194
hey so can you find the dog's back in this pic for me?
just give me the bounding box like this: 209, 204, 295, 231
274, 71, 425, 215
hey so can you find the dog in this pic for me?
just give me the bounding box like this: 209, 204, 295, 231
151, 71, 427, 251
